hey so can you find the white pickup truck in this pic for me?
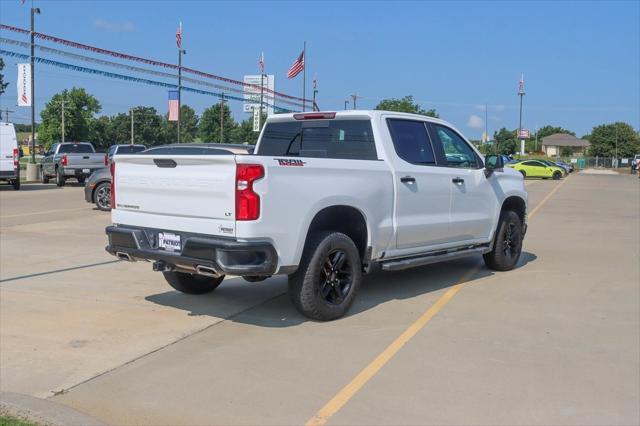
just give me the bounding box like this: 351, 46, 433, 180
106, 111, 527, 320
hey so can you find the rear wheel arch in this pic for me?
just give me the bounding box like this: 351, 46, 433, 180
302, 205, 369, 265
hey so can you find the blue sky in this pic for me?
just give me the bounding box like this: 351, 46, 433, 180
0, 0, 638, 138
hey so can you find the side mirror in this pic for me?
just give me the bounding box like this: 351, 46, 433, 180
484, 154, 504, 177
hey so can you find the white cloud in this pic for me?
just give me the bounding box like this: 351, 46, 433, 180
467, 114, 484, 129
95, 19, 136, 33
494, 104, 505, 113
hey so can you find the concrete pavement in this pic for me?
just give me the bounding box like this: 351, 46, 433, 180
1, 174, 638, 425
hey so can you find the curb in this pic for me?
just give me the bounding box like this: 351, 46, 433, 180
0, 392, 105, 426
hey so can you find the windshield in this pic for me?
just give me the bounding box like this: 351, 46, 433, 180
58, 144, 95, 154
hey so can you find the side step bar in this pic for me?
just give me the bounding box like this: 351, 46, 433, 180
380, 246, 490, 272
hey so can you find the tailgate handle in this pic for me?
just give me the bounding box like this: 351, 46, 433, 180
153, 159, 177, 168
83, 156, 90, 159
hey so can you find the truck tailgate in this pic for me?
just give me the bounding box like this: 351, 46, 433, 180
67, 153, 105, 168
112, 154, 237, 237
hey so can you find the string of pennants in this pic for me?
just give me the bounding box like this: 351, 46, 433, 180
0, 49, 294, 113
0, 23, 314, 106
0, 37, 298, 108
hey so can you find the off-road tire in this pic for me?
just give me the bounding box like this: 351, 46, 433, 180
288, 232, 362, 321
12, 176, 20, 190
55, 168, 66, 187
552, 171, 562, 180
94, 182, 111, 211
483, 210, 523, 271
162, 271, 224, 294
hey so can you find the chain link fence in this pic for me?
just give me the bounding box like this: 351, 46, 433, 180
553, 157, 637, 170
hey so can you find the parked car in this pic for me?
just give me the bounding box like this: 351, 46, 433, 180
555, 160, 574, 173
537, 159, 568, 175
41, 142, 106, 186
107, 144, 147, 164
631, 155, 640, 174
0, 123, 20, 190
87, 143, 252, 211
507, 159, 565, 179
105, 111, 528, 321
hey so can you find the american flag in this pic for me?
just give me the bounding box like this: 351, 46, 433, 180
259, 52, 264, 74
176, 22, 182, 49
287, 50, 304, 79
168, 90, 179, 121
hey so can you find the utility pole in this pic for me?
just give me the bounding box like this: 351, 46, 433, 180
484, 103, 488, 144
344, 100, 349, 110
220, 93, 225, 143
3, 108, 15, 123
350, 93, 360, 110
177, 48, 186, 143
130, 107, 134, 145
517, 73, 525, 158
29, 6, 40, 164
260, 73, 264, 123
60, 98, 65, 143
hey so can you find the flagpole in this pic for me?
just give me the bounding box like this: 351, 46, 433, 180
302, 41, 306, 111
177, 48, 182, 143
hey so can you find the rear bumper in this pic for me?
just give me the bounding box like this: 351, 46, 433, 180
105, 225, 277, 276
64, 167, 103, 177
0, 169, 18, 180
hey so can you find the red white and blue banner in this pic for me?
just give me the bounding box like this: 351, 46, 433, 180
16, 63, 31, 106
168, 90, 179, 121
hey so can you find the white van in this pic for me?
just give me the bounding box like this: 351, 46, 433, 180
0, 123, 20, 190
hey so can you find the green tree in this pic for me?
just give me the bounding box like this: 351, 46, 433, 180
39, 88, 101, 149
493, 127, 517, 155
165, 105, 199, 143
110, 106, 167, 147
231, 117, 261, 145
89, 116, 114, 150
374, 96, 439, 118
0, 58, 8, 96
588, 122, 640, 157
199, 102, 237, 143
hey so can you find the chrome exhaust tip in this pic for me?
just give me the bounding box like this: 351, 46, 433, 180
116, 252, 134, 262
195, 265, 220, 278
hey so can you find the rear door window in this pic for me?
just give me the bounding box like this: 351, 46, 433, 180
386, 119, 435, 165
257, 120, 377, 160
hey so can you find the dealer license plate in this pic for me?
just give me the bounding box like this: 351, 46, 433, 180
82, 168, 90, 173
158, 232, 181, 252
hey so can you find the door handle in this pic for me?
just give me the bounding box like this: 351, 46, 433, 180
401, 176, 415, 183
452, 177, 465, 184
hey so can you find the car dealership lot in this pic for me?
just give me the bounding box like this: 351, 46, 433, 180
1, 174, 638, 425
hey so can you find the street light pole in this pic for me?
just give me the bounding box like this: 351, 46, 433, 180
130, 107, 134, 145
29, 6, 40, 164
220, 93, 225, 143
177, 48, 185, 143
517, 74, 525, 158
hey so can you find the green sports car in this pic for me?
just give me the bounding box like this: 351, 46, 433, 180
506, 159, 565, 179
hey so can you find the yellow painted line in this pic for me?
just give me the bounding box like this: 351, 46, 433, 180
0, 206, 93, 219
528, 175, 570, 218
305, 175, 569, 426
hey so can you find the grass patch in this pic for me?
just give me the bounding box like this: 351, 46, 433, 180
0, 414, 39, 426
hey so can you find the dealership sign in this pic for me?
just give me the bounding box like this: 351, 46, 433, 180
17, 63, 31, 107
243, 74, 275, 115
518, 129, 530, 139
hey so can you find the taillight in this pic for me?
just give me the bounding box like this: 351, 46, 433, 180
110, 162, 116, 209
235, 164, 264, 221
104, 154, 108, 166
61, 154, 68, 167
12, 148, 19, 167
